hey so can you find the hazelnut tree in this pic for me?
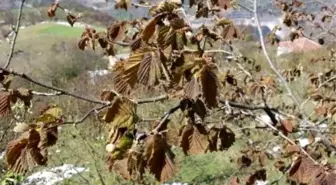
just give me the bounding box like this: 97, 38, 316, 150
1, 0, 336, 184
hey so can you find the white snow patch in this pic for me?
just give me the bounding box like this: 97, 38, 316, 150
255, 180, 269, 185
272, 145, 281, 153
0, 150, 6, 161
23, 164, 88, 185
318, 124, 328, 129
163, 183, 188, 185
298, 138, 310, 147
88, 69, 110, 84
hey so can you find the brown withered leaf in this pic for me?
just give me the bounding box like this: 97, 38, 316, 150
103, 96, 137, 125
218, 127, 235, 150
315, 106, 327, 117
195, 2, 209, 18
284, 143, 301, 156
308, 132, 315, 145
149, 1, 179, 16
312, 165, 336, 185
246, 169, 267, 185
179, 123, 209, 155
193, 99, 207, 121
222, 23, 242, 41
100, 90, 117, 102
47, 3, 58, 18
12, 88, 33, 107
144, 134, 176, 182
78, 36, 90, 50
322, 15, 332, 23
200, 64, 220, 108
66, 14, 77, 27
292, 0, 304, 7
259, 151, 268, 166
0, 92, 11, 117
280, 119, 294, 133
78, 28, 97, 50
137, 52, 162, 86
102, 96, 138, 142
289, 156, 321, 184
282, 12, 298, 27
228, 177, 240, 185
114, 0, 130, 10
6, 129, 47, 174
96, 32, 109, 48
331, 135, 336, 145
237, 155, 252, 168
105, 44, 115, 56
37, 122, 58, 149
215, 0, 231, 10
0, 70, 12, 89
184, 77, 201, 100
111, 158, 131, 180
274, 160, 286, 172
141, 15, 162, 42
112, 55, 142, 94
107, 21, 128, 42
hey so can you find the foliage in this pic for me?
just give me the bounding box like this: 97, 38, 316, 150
1, 0, 336, 184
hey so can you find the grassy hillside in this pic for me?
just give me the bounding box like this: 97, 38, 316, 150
25, 23, 87, 37
0, 22, 108, 88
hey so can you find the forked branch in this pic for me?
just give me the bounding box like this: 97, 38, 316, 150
0, 68, 168, 106
4, 0, 26, 68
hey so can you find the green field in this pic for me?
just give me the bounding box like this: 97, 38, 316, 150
17, 23, 104, 39
36, 23, 87, 37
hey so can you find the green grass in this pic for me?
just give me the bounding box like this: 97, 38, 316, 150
19, 23, 104, 39
37, 24, 86, 37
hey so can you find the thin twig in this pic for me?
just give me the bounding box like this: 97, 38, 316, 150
255, 115, 318, 164
219, 99, 277, 111
62, 104, 111, 126
253, 0, 301, 108
134, 94, 168, 104
0, 67, 108, 105
131, 2, 152, 8
317, 75, 336, 90
4, 0, 26, 68
183, 48, 233, 55
238, 3, 254, 13
0, 87, 63, 96
151, 104, 180, 134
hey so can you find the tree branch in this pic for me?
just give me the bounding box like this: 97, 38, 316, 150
62, 104, 111, 126
0, 67, 109, 105
134, 94, 168, 104
1, 87, 63, 96
131, 2, 152, 8
151, 104, 180, 134
219, 99, 277, 111
255, 114, 318, 164
317, 75, 336, 90
4, 0, 26, 68
253, 0, 301, 108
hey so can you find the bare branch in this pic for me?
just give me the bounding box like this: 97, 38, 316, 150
134, 94, 168, 104
253, 0, 302, 109
131, 2, 152, 8
0, 67, 108, 105
0, 87, 63, 96
62, 104, 111, 126
4, 0, 26, 68
151, 104, 180, 134
255, 114, 318, 164
317, 75, 336, 90
219, 99, 277, 111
